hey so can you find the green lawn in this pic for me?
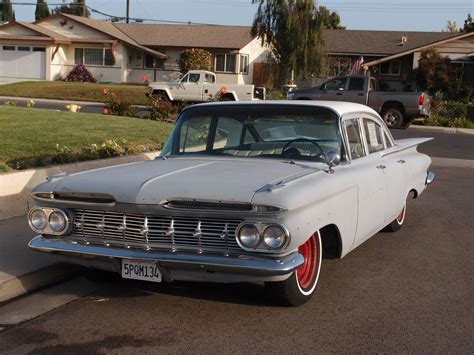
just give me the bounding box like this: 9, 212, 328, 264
0, 81, 148, 105
0, 106, 173, 169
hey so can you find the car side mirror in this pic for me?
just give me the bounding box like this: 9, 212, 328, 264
326, 151, 341, 174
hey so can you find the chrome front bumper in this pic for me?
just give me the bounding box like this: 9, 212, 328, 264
29, 235, 304, 277
426, 170, 435, 185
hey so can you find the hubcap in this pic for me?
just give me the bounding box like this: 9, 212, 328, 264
296, 234, 319, 289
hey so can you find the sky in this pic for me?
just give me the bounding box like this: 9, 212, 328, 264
8, 0, 474, 32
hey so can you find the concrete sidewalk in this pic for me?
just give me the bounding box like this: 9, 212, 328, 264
0, 215, 78, 303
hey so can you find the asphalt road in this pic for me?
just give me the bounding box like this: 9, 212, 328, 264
0, 128, 473, 353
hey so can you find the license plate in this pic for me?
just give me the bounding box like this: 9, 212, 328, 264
121, 259, 162, 282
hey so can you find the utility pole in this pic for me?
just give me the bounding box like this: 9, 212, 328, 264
126, 0, 130, 23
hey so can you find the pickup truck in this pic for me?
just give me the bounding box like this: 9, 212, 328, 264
148, 70, 265, 103
287, 75, 430, 129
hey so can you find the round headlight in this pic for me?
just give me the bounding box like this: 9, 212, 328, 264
48, 210, 67, 233
237, 224, 261, 248
263, 225, 287, 250
30, 208, 48, 230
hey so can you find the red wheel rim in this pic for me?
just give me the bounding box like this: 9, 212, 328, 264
296, 234, 319, 289
396, 205, 405, 223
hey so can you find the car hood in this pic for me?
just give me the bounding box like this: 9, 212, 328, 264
40, 157, 322, 205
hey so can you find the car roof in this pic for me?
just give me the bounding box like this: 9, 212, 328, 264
192, 100, 380, 117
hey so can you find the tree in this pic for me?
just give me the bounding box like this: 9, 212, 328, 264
463, 13, 474, 32
178, 48, 213, 74
415, 49, 451, 94
318, 6, 345, 30
35, 0, 50, 21
251, 0, 324, 85
53, 0, 89, 17
444, 20, 460, 32
1, 0, 15, 22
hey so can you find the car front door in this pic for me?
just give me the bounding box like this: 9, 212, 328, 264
342, 116, 386, 244
318, 77, 348, 101
174, 73, 202, 101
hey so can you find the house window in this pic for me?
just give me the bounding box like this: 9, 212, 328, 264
2, 46, 15, 51
379, 60, 401, 76
240, 54, 249, 74
74, 48, 114, 66
32, 47, 46, 52
18, 46, 31, 51
144, 53, 164, 69
215, 53, 237, 73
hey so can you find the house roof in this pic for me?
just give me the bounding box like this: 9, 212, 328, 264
115, 23, 254, 49
36, 13, 166, 58
0, 21, 71, 43
323, 29, 460, 56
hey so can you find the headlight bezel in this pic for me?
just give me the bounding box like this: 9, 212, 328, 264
28, 207, 71, 235
235, 222, 290, 253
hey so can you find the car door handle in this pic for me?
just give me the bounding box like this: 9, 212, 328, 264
397, 159, 406, 164
204, 89, 209, 94
336, 93, 343, 96
357, 93, 364, 96
376, 165, 386, 169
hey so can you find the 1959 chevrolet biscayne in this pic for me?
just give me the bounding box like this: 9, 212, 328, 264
28, 101, 435, 306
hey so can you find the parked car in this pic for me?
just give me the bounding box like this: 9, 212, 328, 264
28, 101, 434, 306
287, 76, 431, 129
148, 70, 265, 102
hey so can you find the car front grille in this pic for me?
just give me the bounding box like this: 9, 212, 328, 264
71, 209, 243, 252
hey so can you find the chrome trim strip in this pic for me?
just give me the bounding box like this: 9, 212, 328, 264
426, 170, 435, 185
29, 235, 303, 276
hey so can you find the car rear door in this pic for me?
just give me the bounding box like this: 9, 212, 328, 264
319, 77, 348, 101
343, 77, 367, 105
360, 116, 407, 223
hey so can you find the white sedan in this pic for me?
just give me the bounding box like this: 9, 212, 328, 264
28, 101, 434, 306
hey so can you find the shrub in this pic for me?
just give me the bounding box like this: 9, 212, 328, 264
4, 101, 17, 107
147, 95, 180, 122
102, 88, 137, 117
178, 48, 213, 74
0, 163, 8, 173
64, 64, 97, 83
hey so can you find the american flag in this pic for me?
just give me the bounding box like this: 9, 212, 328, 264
351, 55, 364, 75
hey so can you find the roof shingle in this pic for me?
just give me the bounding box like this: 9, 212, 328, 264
115, 23, 254, 49
323, 29, 460, 56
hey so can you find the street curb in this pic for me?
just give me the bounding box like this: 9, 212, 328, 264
410, 124, 474, 135
0, 96, 147, 109
0, 263, 81, 304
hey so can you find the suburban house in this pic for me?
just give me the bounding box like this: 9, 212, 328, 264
0, 12, 472, 90
0, 13, 272, 84
323, 29, 474, 90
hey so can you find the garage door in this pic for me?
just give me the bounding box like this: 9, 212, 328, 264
0, 45, 46, 79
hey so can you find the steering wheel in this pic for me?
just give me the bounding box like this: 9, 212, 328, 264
282, 138, 327, 162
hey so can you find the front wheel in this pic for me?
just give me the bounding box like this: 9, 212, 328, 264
265, 231, 322, 306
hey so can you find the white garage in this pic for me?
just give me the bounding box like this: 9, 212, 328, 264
0, 44, 46, 79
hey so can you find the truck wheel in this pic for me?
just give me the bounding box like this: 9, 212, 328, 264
382, 108, 404, 129
400, 119, 411, 129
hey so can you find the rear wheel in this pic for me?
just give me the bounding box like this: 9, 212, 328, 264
383, 202, 406, 232
382, 108, 404, 129
265, 231, 322, 306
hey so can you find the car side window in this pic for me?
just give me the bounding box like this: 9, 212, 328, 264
205, 74, 215, 83
363, 118, 384, 153
384, 132, 394, 148
343, 119, 365, 160
179, 116, 211, 153
324, 77, 347, 91
188, 74, 200, 83
348, 78, 364, 91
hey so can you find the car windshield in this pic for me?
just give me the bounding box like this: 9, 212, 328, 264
161, 104, 343, 162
